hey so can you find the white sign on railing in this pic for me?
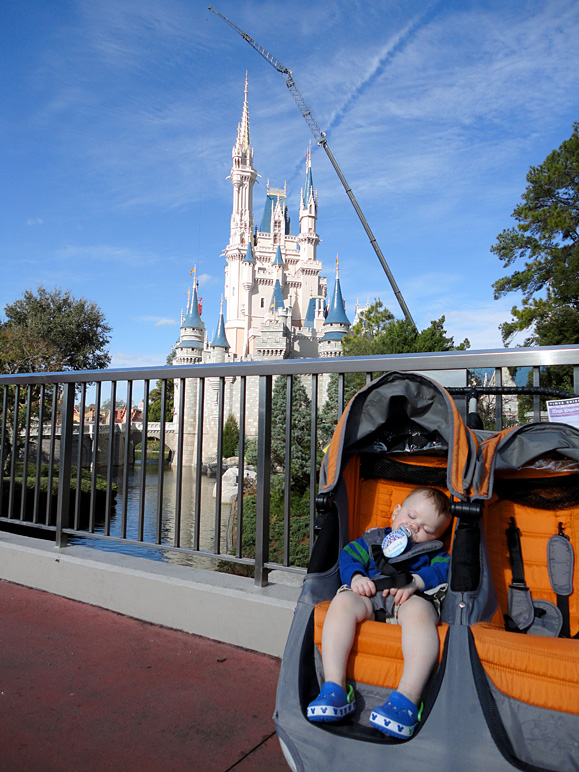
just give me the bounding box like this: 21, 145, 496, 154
547, 398, 579, 429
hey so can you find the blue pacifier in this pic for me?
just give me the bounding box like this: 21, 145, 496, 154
382, 525, 412, 558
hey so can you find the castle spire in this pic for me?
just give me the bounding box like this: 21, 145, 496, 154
324, 258, 350, 326
181, 282, 203, 329
302, 142, 314, 207
211, 295, 230, 349
236, 71, 251, 155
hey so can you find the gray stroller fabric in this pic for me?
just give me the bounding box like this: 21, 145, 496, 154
275, 374, 579, 772
548, 533, 574, 596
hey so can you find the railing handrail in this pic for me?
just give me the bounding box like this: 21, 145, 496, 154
2, 344, 579, 385
2, 343, 579, 586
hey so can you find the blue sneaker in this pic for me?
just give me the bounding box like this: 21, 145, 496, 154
307, 682, 356, 722
370, 690, 419, 738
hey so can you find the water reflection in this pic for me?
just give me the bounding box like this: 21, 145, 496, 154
70, 462, 234, 569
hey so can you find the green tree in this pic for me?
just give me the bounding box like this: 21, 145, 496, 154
101, 398, 127, 413
492, 122, 579, 347
148, 352, 176, 422
271, 375, 312, 493
222, 413, 239, 459
341, 300, 469, 357
1, 287, 111, 464
2, 286, 111, 372
148, 379, 174, 422
0, 324, 65, 375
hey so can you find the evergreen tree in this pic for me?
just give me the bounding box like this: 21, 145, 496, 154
148, 379, 174, 422
491, 123, 579, 402
271, 375, 312, 493
492, 122, 579, 347
222, 413, 239, 459
341, 300, 469, 357
148, 352, 176, 422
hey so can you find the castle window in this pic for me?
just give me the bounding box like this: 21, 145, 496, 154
260, 298, 265, 308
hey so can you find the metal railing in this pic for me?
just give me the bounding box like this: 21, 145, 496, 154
1, 346, 578, 586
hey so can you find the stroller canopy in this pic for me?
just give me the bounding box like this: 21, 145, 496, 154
321, 371, 477, 501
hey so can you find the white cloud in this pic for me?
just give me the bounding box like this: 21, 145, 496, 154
196, 273, 217, 287
57, 244, 159, 267
437, 299, 515, 351
26, 218, 44, 227
137, 316, 177, 327
110, 352, 167, 368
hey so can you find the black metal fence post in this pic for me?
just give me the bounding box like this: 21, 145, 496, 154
56, 383, 75, 549
255, 374, 272, 587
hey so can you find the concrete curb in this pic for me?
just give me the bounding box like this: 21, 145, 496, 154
0, 532, 301, 657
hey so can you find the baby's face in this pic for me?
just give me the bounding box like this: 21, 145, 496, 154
391, 492, 449, 543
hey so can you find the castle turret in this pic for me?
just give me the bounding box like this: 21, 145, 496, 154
298, 146, 319, 262
320, 257, 351, 357
272, 245, 285, 289
174, 280, 205, 365
269, 279, 285, 314
209, 297, 230, 364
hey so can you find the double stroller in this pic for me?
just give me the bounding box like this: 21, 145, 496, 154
274, 371, 579, 772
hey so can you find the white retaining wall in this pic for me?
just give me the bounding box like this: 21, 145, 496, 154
0, 532, 301, 658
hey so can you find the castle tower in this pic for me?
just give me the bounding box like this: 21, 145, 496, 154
174, 281, 205, 365
296, 148, 324, 333
298, 145, 318, 261
221, 77, 345, 361
319, 257, 351, 357
209, 297, 231, 365
224, 74, 258, 358
172, 277, 206, 464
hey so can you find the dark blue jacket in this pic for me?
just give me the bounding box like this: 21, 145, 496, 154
339, 527, 450, 591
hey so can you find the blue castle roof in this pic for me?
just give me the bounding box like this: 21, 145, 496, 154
181, 285, 203, 329
269, 279, 285, 312
272, 246, 284, 267
303, 163, 314, 207
321, 330, 348, 342
243, 242, 255, 263
324, 274, 350, 327
303, 297, 316, 329
211, 309, 230, 349
178, 339, 203, 350
259, 193, 292, 235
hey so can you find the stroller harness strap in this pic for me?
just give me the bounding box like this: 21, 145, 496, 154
505, 516, 565, 637
368, 535, 444, 590
370, 543, 413, 589
547, 524, 575, 638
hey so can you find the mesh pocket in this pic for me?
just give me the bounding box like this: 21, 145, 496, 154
360, 454, 447, 488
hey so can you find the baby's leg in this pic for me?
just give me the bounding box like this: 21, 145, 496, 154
396, 595, 440, 706
321, 589, 373, 690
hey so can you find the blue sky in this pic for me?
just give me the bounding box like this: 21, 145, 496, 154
2, 0, 579, 369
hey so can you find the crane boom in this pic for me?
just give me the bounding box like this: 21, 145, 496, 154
208, 6, 416, 329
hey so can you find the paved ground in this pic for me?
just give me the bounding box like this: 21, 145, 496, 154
0, 580, 289, 772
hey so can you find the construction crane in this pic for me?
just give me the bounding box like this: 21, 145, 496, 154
208, 6, 416, 329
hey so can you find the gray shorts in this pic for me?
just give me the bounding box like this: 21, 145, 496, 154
336, 583, 448, 624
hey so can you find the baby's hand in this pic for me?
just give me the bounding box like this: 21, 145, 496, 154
389, 574, 425, 605
351, 574, 376, 597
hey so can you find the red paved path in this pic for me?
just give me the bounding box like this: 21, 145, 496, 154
0, 580, 289, 772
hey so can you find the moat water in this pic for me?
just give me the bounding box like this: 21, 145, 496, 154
69, 462, 234, 569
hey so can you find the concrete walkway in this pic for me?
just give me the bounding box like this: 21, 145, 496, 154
0, 580, 289, 772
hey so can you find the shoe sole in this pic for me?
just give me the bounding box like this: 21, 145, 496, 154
370, 710, 415, 738
307, 703, 356, 722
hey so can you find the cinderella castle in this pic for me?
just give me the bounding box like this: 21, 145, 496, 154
171, 77, 354, 461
